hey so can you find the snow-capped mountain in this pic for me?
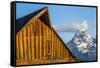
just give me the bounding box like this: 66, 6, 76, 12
67, 30, 96, 61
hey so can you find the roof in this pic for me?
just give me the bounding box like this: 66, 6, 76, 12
16, 7, 48, 33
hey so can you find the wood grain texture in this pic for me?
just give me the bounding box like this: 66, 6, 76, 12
16, 9, 79, 66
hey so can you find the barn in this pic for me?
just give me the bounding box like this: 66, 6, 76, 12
16, 7, 79, 65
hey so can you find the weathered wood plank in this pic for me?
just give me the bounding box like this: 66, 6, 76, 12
19, 31, 24, 59
30, 24, 35, 60
23, 28, 28, 60
27, 26, 32, 60
16, 34, 19, 59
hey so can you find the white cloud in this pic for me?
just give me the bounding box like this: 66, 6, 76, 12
80, 21, 88, 31
53, 20, 88, 32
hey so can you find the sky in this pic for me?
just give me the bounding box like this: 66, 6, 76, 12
16, 3, 97, 43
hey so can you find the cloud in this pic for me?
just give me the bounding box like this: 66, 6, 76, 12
53, 20, 88, 32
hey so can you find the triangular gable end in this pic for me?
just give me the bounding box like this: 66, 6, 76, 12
16, 7, 79, 66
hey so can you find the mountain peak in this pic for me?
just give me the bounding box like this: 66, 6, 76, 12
67, 30, 96, 61
79, 21, 88, 31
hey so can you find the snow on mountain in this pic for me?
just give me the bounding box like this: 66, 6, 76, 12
67, 30, 96, 61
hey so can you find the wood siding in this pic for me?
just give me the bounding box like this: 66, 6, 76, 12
16, 18, 79, 65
